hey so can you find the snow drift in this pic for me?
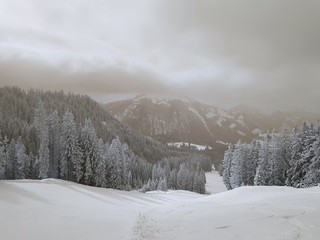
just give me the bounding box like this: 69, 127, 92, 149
0, 173, 319, 240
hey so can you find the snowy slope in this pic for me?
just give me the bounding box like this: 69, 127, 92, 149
1, 177, 320, 240
167, 142, 212, 150
139, 186, 320, 240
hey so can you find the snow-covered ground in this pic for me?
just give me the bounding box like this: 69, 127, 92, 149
167, 142, 212, 150
1, 173, 320, 240
205, 171, 227, 194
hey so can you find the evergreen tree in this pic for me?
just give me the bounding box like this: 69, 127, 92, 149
270, 133, 290, 186
6, 138, 16, 179
245, 140, 259, 186
48, 110, 61, 178
107, 136, 126, 189
0, 133, 7, 179
286, 125, 306, 186
230, 140, 246, 188
169, 169, 178, 189
29, 152, 39, 179
158, 177, 168, 191
61, 111, 83, 182
222, 144, 234, 190
80, 118, 99, 185
177, 163, 188, 190
15, 136, 28, 179
34, 100, 50, 179
95, 138, 107, 187
303, 124, 320, 186
290, 123, 316, 187
254, 135, 271, 186
193, 163, 206, 194
38, 126, 50, 179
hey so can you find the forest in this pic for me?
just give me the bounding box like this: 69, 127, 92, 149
0, 87, 209, 194
222, 122, 320, 190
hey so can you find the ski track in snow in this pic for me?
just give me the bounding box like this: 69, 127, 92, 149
132, 212, 160, 240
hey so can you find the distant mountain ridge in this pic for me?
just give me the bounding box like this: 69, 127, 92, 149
103, 94, 319, 160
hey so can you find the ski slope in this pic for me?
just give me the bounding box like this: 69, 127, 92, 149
0, 173, 320, 240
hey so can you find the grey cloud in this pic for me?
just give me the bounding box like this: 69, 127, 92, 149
0, 0, 320, 112
0, 58, 169, 95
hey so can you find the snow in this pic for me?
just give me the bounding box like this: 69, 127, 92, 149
229, 123, 236, 129
236, 119, 246, 127
205, 171, 227, 194
1, 176, 320, 240
216, 117, 224, 127
237, 130, 246, 136
205, 111, 216, 119
134, 94, 191, 106
252, 128, 262, 134
217, 108, 232, 119
188, 107, 212, 134
167, 142, 212, 150
98, 93, 137, 104
216, 140, 229, 145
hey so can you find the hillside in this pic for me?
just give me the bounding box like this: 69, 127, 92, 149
0, 87, 212, 194
0, 177, 319, 240
0, 87, 169, 163
104, 94, 319, 161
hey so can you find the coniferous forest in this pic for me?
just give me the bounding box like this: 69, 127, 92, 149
222, 122, 320, 190
0, 87, 209, 193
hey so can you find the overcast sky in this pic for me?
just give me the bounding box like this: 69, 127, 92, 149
0, 0, 319, 111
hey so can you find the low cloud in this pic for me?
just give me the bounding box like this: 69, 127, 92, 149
0, 58, 170, 95
0, 0, 320, 112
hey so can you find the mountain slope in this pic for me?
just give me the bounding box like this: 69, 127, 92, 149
104, 94, 319, 160
0, 87, 169, 163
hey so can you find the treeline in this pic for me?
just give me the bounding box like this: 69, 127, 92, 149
142, 156, 206, 194
222, 122, 320, 190
0, 87, 209, 193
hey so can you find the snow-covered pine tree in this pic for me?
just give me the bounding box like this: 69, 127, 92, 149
222, 144, 234, 190
34, 100, 50, 179
5, 138, 16, 179
270, 132, 291, 186
0, 133, 7, 179
94, 138, 107, 187
61, 111, 83, 182
196, 170, 206, 194
28, 152, 39, 179
157, 177, 168, 191
290, 123, 316, 187
193, 163, 206, 194
152, 164, 166, 189
177, 163, 187, 190
229, 140, 246, 189
303, 123, 320, 186
48, 110, 61, 178
286, 125, 306, 186
169, 169, 178, 189
107, 136, 127, 189
80, 118, 99, 185
38, 126, 50, 179
254, 135, 271, 186
245, 140, 259, 186
15, 136, 29, 179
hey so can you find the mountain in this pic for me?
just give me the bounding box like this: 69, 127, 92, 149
103, 94, 319, 160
